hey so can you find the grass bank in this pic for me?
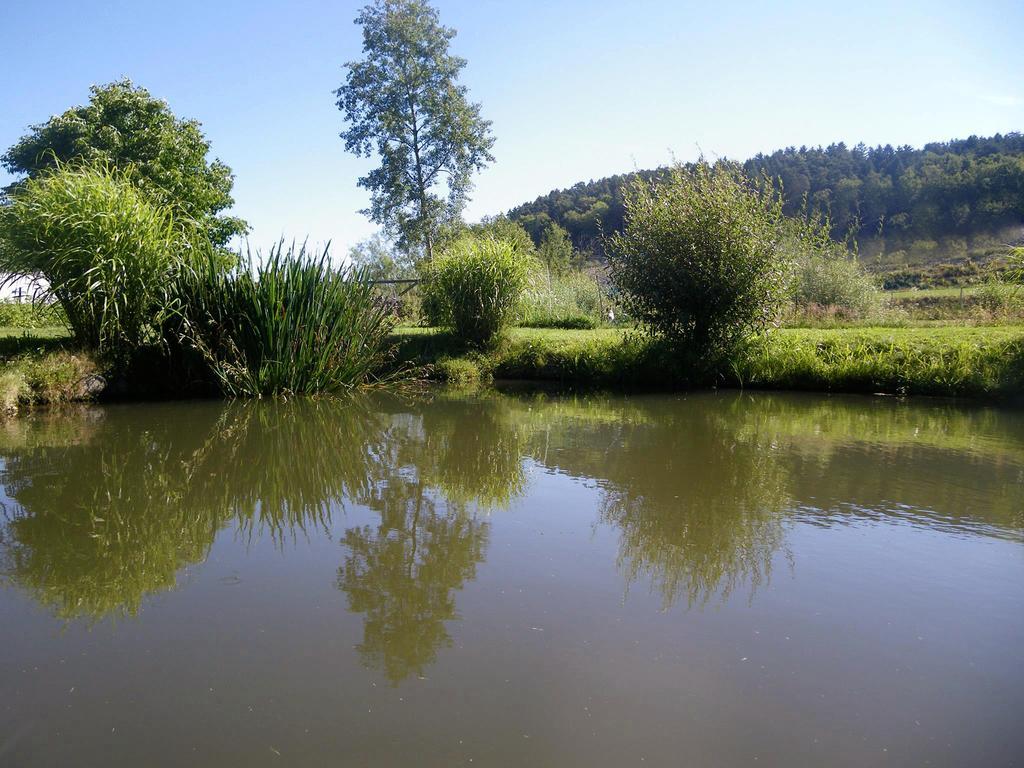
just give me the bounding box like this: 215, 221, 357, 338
393, 325, 1024, 400
1, 324, 1021, 412
0, 327, 100, 414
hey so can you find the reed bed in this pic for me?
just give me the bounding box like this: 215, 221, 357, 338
171, 242, 397, 397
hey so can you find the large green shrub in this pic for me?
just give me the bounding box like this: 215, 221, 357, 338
421, 236, 529, 344
607, 162, 788, 363
170, 242, 396, 397
789, 254, 879, 313
0, 162, 190, 363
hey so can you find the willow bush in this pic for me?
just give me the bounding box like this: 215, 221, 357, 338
170, 242, 396, 397
420, 236, 529, 345
608, 162, 789, 367
0, 162, 192, 364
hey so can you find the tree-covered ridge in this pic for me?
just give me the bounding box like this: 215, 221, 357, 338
508, 133, 1024, 255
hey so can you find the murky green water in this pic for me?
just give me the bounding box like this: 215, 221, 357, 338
1, 390, 1022, 766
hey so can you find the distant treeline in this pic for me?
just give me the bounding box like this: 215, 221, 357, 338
508, 133, 1024, 254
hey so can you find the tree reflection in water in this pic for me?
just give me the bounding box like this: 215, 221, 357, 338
337, 393, 526, 682
338, 499, 488, 684
0, 398, 387, 621
508, 394, 791, 609
595, 406, 792, 610
0, 392, 525, 683
1, 390, 1019, 683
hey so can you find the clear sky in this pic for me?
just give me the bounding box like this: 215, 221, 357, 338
2, 0, 1022, 255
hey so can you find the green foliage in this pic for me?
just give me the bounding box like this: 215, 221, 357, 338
465, 215, 536, 257
0, 343, 100, 414
1006, 246, 1024, 285
518, 266, 607, 328
347, 232, 415, 280
519, 314, 598, 330
0, 370, 27, 413
784, 217, 880, 314
538, 221, 575, 275
607, 162, 788, 363
508, 132, 1024, 254
420, 236, 529, 344
0, 301, 66, 329
431, 354, 485, 384
2, 78, 245, 246
170, 242, 397, 397
0, 162, 192, 363
977, 247, 1024, 313
337, 0, 494, 259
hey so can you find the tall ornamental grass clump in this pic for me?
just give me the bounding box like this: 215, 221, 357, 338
171, 242, 396, 397
421, 236, 529, 345
784, 216, 880, 317
518, 267, 607, 329
607, 162, 789, 367
978, 247, 1024, 314
0, 162, 189, 363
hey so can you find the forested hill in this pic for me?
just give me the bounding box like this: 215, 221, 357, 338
507, 133, 1024, 254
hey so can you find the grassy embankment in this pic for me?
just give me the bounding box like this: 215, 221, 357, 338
0, 327, 99, 413
2, 318, 1022, 411
393, 324, 1024, 400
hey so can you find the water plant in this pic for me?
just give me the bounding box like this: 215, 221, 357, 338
170, 241, 397, 397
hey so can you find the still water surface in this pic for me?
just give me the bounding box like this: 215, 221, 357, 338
0, 390, 1022, 766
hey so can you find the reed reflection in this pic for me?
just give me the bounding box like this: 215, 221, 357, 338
0, 398, 388, 620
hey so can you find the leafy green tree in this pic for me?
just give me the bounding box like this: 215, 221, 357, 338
347, 232, 415, 280
538, 221, 575, 275
337, 0, 495, 261
2, 79, 245, 246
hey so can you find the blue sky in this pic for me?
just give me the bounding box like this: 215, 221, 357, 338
2, 0, 1022, 255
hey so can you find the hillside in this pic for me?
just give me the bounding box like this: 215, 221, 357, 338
507, 133, 1024, 287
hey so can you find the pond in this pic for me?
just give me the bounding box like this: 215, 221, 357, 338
0, 390, 1022, 766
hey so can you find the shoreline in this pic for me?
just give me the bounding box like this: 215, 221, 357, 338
393, 325, 1024, 401
1, 324, 1022, 416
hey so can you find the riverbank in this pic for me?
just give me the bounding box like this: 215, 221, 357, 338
0, 328, 102, 413
394, 325, 1024, 399
1, 324, 1021, 414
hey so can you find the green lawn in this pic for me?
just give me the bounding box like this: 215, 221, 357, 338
0, 324, 1020, 410
0, 325, 69, 339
